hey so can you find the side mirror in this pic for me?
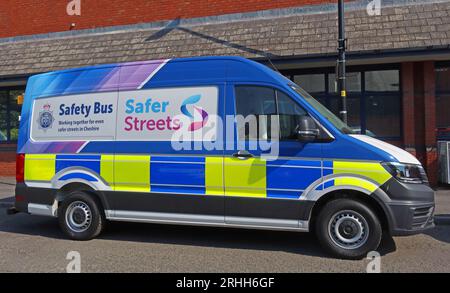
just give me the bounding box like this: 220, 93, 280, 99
296, 116, 319, 142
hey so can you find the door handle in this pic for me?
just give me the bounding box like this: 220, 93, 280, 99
232, 150, 254, 160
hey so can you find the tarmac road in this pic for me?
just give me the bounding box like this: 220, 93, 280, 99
0, 207, 449, 273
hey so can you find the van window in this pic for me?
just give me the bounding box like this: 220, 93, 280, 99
277, 91, 308, 140
235, 86, 309, 141
235, 86, 276, 140
290, 83, 353, 134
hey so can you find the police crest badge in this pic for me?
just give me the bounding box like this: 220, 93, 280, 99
38, 103, 54, 130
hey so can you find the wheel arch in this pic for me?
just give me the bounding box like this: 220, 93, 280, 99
308, 188, 393, 233
56, 182, 110, 212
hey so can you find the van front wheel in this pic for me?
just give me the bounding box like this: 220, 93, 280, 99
315, 198, 382, 259
58, 191, 105, 240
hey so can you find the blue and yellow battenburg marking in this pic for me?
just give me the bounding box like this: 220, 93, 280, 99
316, 160, 392, 193
24, 154, 226, 195
24, 154, 392, 199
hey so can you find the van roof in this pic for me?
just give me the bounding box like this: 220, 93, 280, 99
35, 56, 265, 76
26, 56, 290, 98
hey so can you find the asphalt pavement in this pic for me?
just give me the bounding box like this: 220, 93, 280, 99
0, 207, 449, 272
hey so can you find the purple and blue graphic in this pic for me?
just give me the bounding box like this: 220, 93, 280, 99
180, 94, 209, 132
19, 59, 170, 154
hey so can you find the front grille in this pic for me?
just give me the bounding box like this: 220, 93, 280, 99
411, 206, 434, 229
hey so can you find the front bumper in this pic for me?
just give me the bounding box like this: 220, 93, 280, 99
387, 202, 435, 236
381, 178, 435, 236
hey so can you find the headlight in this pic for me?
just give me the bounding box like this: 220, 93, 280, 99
382, 162, 429, 184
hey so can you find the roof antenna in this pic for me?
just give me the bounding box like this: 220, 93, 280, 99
264, 52, 281, 74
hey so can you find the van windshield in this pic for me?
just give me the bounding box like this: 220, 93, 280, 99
289, 84, 354, 134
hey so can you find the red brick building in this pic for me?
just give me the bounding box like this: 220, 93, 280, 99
1, 0, 450, 185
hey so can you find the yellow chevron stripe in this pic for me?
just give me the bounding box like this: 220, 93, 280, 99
333, 177, 378, 193
333, 161, 391, 185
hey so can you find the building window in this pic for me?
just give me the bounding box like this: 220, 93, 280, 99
436, 66, 450, 129
328, 72, 361, 93
287, 66, 401, 139
364, 69, 401, 138
294, 74, 325, 93
0, 91, 7, 141
365, 70, 400, 92
365, 94, 401, 137
0, 88, 24, 143
327, 72, 362, 131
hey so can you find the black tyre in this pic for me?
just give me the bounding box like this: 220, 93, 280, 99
58, 191, 105, 240
315, 198, 382, 260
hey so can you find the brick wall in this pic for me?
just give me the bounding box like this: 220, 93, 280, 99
0, 0, 332, 38
0, 150, 16, 177
401, 61, 438, 185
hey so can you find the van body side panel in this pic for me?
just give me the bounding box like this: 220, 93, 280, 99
225, 197, 315, 221
104, 192, 224, 216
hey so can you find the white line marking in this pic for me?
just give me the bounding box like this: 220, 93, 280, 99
76, 141, 90, 153
137, 59, 171, 89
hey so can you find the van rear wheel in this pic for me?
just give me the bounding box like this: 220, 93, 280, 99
58, 191, 105, 240
315, 198, 382, 260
